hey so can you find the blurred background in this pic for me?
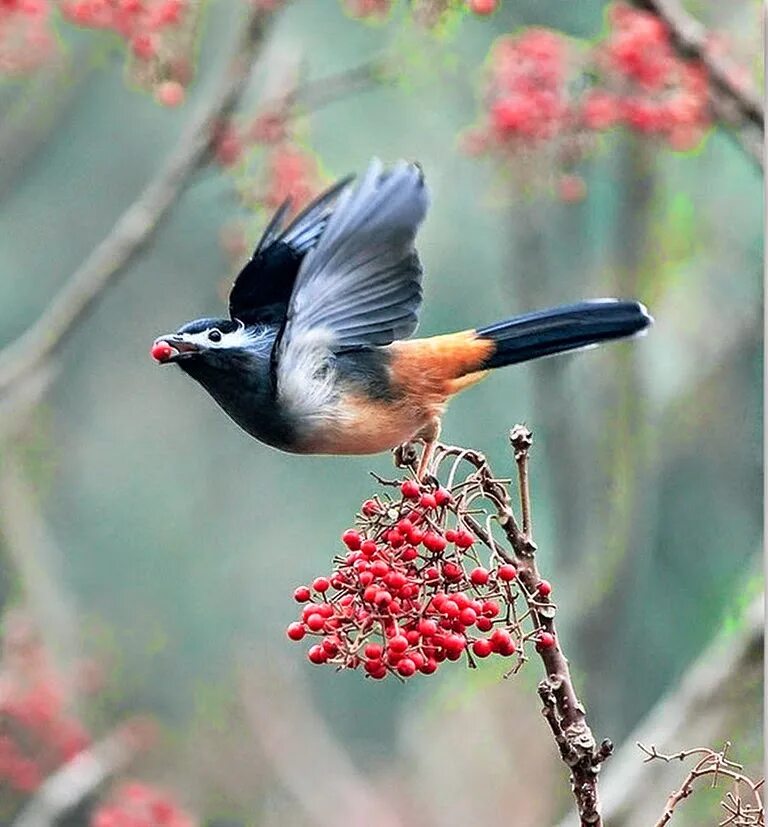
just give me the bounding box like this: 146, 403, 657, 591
0, 1, 762, 825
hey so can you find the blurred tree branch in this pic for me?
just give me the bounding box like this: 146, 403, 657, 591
557, 589, 763, 827
11, 724, 146, 827
0, 5, 274, 401
0, 448, 80, 671
632, 0, 763, 166
240, 664, 404, 827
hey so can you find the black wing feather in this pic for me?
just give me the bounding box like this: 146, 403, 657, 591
228, 175, 353, 326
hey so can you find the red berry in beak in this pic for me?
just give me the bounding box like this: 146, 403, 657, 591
151, 341, 175, 363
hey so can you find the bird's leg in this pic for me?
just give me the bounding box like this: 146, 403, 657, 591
415, 418, 441, 481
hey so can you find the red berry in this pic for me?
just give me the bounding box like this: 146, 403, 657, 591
363, 585, 378, 603
470, 567, 490, 586
401, 545, 418, 561
418, 618, 438, 636
468, 0, 497, 15
362, 499, 379, 516
371, 560, 389, 578
397, 518, 413, 534
537, 579, 552, 597
294, 586, 311, 603
359, 571, 374, 587
385, 571, 407, 590
423, 566, 440, 581
490, 628, 512, 652
497, 564, 517, 582
364, 642, 383, 660
537, 631, 556, 650
472, 638, 493, 657
476, 616, 493, 632
151, 341, 175, 362
455, 530, 475, 549
322, 638, 339, 655
459, 607, 477, 627
342, 529, 362, 550
408, 528, 424, 545
423, 531, 447, 552
374, 590, 393, 606
442, 561, 462, 580
306, 613, 324, 632
434, 487, 452, 506
441, 600, 459, 618
388, 634, 408, 654
419, 493, 437, 509
155, 80, 185, 107
360, 539, 377, 557
444, 634, 466, 655
401, 480, 420, 499
307, 645, 327, 664
445, 529, 458, 543
396, 658, 416, 677
420, 658, 438, 674
482, 600, 500, 617
286, 622, 305, 641
312, 577, 331, 592
386, 529, 405, 548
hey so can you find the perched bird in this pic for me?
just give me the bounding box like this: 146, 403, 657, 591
152, 159, 651, 477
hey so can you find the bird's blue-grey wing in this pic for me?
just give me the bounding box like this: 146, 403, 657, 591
228, 175, 353, 326
278, 158, 428, 351
274, 159, 429, 421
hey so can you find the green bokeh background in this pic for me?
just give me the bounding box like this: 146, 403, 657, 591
0, 1, 762, 824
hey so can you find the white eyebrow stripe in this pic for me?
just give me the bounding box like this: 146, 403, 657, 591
180, 325, 272, 351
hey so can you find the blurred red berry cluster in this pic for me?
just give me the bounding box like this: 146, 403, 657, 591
0, 610, 196, 824
215, 107, 324, 267
0, 612, 89, 797
60, 0, 194, 104
465, 3, 713, 198
0, 0, 193, 101
0, 0, 55, 74
288, 476, 547, 680
91, 781, 197, 827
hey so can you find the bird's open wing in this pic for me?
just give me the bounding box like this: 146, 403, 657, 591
277, 159, 428, 356
228, 175, 353, 326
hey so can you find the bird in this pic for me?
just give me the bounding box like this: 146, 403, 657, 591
151, 158, 652, 478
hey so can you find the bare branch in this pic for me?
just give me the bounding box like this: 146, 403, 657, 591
0, 7, 274, 398
396, 434, 611, 826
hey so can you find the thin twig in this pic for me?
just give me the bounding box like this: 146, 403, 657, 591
638, 742, 764, 827
0, 6, 274, 398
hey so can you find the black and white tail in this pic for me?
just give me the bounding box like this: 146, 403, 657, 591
476, 300, 652, 369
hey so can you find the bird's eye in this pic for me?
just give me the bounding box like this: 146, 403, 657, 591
208, 329, 222, 343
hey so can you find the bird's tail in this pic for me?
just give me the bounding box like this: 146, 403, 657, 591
475, 300, 652, 369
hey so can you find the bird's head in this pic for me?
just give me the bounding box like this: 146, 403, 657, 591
151, 317, 260, 367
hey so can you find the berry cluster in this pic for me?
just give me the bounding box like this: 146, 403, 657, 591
0, 0, 55, 75
0, 613, 90, 797
91, 781, 196, 827
465, 3, 713, 198
288, 477, 549, 680
60, 0, 193, 105
593, 3, 710, 150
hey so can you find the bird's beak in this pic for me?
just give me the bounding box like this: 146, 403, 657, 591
151, 335, 199, 364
